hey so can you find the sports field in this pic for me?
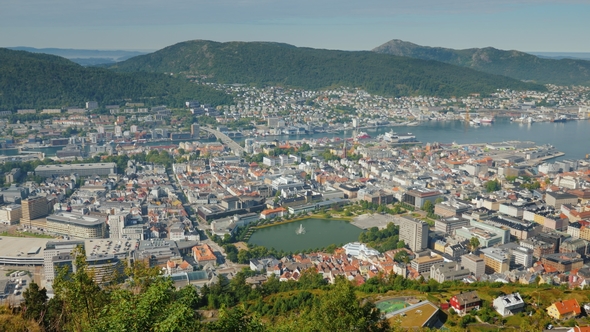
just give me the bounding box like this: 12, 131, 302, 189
376, 299, 409, 313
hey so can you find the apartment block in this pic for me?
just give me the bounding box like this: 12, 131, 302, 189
481, 247, 511, 274
399, 216, 429, 252
461, 254, 485, 278
22, 196, 48, 222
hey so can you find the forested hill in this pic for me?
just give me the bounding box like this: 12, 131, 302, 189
109, 40, 545, 98
0, 48, 231, 110
373, 39, 590, 86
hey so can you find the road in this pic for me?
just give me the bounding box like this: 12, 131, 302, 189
201, 127, 245, 156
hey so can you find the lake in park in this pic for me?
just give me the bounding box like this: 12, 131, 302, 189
247, 218, 362, 253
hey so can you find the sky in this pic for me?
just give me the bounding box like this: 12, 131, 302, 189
1, 0, 589, 52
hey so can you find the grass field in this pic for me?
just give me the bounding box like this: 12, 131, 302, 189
376, 300, 409, 313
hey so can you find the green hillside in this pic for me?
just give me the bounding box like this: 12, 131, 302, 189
109, 40, 545, 97
0, 48, 232, 110
373, 39, 590, 86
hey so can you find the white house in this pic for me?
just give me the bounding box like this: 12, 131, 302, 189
493, 292, 525, 317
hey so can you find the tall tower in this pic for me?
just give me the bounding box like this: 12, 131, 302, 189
22, 196, 48, 223
342, 140, 347, 159
465, 105, 470, 123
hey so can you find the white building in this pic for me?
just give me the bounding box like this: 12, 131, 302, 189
511, 246, 534, 268
493, 293, 525, 317
342, 242, 380, 257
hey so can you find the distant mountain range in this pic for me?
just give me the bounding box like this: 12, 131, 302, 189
530, 52, 590, 61
0, 48, 231, 110
7, 47, 149, 66
373, 40, 590, 86
108, 40, 544, 98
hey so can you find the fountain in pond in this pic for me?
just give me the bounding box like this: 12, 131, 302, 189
295, 224, 306, 235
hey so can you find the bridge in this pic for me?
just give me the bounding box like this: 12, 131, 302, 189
201, 127, 245, 156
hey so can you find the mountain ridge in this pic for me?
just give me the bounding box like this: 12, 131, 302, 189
109, 39, 545, 98
373, 39, 590, 85
0, 48, 231, 110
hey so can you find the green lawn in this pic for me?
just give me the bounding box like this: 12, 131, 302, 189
0, 231, 54, 239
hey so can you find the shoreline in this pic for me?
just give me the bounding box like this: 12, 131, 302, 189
251, 215, 352, 230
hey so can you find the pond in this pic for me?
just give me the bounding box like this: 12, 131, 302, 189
247, 218, 362, 253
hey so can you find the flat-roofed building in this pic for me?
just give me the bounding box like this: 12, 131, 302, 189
44, 240, 85, 283
402, 188, 443, 209
385, 301, 440, 329
481, 247, 511, 274
435, 217, 470, 235
0, 204, 22, 225
46, 213, 106, 239
22, 196, 48, 222
52, 253, 123, 284
137, 239, 182, 267
461, 254, 485, 278
541, 252, 583, 273
0, 237, 48, 266
411, 254, 444, 274
483, 216, 540, 240
510, 246, 534, 268
399, 216, 429, 252
455, 220, 509, 248
545, 192, 578, 209
35, 163, 117, 177
434, 199, 472, 218
430, 262, 471, 283
86, 254, 124, 284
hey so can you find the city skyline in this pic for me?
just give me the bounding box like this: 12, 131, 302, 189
2, 0, 589, 52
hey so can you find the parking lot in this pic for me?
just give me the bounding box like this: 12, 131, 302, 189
0, 270, 33, 305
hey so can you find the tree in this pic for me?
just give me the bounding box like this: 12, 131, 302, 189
469, 237, 480, 252
88, 277, 202, 332
208, 305, 264, 332
51, 245, 109, 331
485, 179, 502, 192
393, 251, 409, 264
224, 244, 239, 263
422, 200, 434, 214
21, 282, 48, 327
277, 278, 389, 332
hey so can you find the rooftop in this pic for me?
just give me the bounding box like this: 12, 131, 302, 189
36, 163, 117, 171
47, 212, 104, 227
387, 301, 439, 328
550, 299, 581, 315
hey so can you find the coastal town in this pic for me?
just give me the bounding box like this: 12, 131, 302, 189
1, 83, 590, 329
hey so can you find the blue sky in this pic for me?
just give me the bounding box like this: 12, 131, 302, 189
1, 0, 589, 52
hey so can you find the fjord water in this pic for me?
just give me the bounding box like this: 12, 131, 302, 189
259, 118, 590, 160
247, 218, 362, 253
3, 118, 589, 159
